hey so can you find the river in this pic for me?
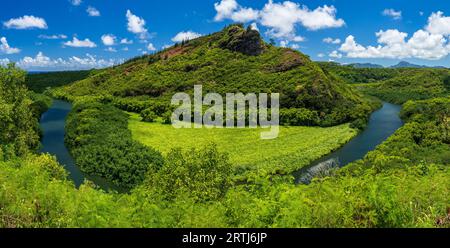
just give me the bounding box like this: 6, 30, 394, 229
293, 102, 404, 183
39, 100, 124, 192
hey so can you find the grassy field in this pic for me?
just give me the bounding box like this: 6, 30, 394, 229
128, 113, 358, 177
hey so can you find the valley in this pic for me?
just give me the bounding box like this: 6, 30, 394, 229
0, 24, 449, 228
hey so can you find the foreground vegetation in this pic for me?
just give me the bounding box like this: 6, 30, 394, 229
1, 150, 448, 228
0, 64, 42, 157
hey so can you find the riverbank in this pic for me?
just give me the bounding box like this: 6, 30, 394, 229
294, 102, 404, 183
39, 100, 125, 192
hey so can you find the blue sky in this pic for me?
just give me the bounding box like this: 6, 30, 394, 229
1, 0, 450, 70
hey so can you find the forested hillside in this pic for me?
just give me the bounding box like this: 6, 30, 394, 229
362, 69, 450, 104
26, 70, 92, 93
319, 62, 450, 104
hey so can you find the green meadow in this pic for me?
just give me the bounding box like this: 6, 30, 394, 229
128, 112, 358, 176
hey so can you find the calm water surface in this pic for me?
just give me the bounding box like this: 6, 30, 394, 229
294, 102, 404, 183
39, 100, 124, 192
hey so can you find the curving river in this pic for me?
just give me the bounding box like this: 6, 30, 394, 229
39, 100, 123, 192
40, 100, 403, 189
293, 102, 404, 184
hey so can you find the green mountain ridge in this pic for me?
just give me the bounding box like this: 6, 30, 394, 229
53, 24, 373, 127
317, 62, 450, 104
390, 61, 447, 69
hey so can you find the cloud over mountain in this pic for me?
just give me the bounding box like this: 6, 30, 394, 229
171, 31, 202, 42
214, 0, 345, 41
338, 12, 450, 60
16, 52, 121, 70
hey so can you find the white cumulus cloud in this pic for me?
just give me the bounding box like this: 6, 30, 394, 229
214, 0, 239, 21
0, 37, 20, 54
171, 31, 202, 42
329, 50, 342, 59
296, 5, 345, 30
147, 43, 156, 51
3, 15, 48, 29
339, 27, 450, 60
230, 7, 260, 23
87, 6, 101, 17
126, 10, 149, 39
323, 37, 341, 44
15, 52, 122, 71
38, 34, 68, 40
213, 0, 345, 41
101, 34, 116, 46
64, 37, 97, 48
382, 9, 402, 20
279, 40, 301, 49
338, 12, 450, 60
426, 11, 450, 36
70, 0, 82, 6
250, 22, 259, 31
260, 2, 344, 40
120, 38, 133, 45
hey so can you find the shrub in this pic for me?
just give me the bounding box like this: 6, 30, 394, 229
146, 144, 232, 202
66, 100, 164, 188
141, 109, 158, 122
280, 108, 319, 126
162, 111, 172, 125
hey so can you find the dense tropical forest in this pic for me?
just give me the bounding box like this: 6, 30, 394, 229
1, 24, 449, 228
319, 62, 450, 104
25, 70, 93, 93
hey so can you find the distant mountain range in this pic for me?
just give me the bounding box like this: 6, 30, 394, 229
348, 61, 448, 69
389, 61, 447, 69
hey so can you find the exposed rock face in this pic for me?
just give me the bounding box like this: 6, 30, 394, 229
268, 50, 305, 72
219, 25, 265, 56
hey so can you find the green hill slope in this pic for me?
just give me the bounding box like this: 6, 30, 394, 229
54, 24, 372, 127
362, 69, 450, 104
